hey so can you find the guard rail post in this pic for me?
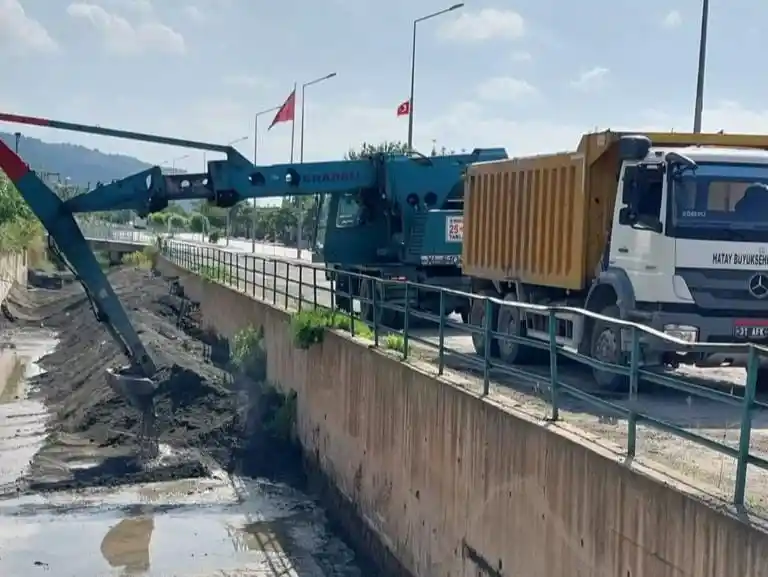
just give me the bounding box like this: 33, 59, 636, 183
734, 346, 759, 505
548, 309, 559, 421
483, 298, 492, 395
627, 326, 640, 457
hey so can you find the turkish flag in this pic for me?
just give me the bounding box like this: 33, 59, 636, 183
268, 89, 296, 130
396, 100, 410, 117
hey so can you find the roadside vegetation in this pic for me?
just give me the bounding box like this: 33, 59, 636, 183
0, 171, 45, 263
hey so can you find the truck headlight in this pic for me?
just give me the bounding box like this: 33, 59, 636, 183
663, 324, 698, 343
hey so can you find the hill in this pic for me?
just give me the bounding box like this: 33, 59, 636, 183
0, 131, 153, 187
0, 131, 196, 211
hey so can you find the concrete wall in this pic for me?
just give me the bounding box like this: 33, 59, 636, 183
158, 256, 768, 577
0, 251, 26, 305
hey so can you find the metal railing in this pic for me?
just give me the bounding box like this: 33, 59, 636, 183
77, 222, 157, 246
148, 239, 768, 506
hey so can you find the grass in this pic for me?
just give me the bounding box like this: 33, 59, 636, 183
193, 263, 234, 284
123, 245, 159, 269
290, 307, 373, 349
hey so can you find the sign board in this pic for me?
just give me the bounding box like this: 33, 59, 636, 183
446, 216, 463, 242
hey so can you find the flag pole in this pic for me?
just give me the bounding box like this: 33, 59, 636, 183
290, 82, 297, 163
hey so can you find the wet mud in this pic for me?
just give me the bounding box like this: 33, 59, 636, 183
0, 267, 381, 575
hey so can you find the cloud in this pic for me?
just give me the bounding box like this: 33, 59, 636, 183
662, 10, 682, 28
437, 8, 525, 42
66, 2, 185, 55
571, 67, 609, 91
182, 5, 205, 22
476, 77, 537, 102
0, 0, 58, 54
510, 50, 532, 62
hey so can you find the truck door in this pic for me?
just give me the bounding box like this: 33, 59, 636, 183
318, 192, 383, 266
611, 163, 672, 301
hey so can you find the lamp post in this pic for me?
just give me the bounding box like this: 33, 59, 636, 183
693, 0, 709, 133
297, 72, 337, 256
407, 3, 463, 149
223, 136, 249, 246
251, 105, 281, 252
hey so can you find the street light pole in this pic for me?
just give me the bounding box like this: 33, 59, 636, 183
298, 72, 337, 257
251, 105, 281, 252
693, 0, 709, 133
407, 3, 463, 149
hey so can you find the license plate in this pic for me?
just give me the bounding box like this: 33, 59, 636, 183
734, 322, 768, 339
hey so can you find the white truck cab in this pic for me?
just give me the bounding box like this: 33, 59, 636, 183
609, 135, 768, 367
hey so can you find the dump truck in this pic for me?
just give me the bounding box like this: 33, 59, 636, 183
462, 130, 768, 390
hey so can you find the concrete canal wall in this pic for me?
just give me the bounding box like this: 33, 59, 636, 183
157, 255, 768, 577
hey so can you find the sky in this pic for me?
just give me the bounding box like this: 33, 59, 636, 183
2, 0, 768, 175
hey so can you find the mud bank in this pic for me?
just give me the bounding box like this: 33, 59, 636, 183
0, 267, 380, 575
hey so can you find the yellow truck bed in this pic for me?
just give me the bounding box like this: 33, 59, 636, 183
462, 130, 768, 291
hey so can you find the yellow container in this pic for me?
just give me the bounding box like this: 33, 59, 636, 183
462, 130, 768, 291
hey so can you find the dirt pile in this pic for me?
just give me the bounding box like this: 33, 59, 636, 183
11, 267, 246, 469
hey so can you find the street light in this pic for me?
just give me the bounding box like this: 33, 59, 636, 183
297, 72, 337, 256
300, 72, 337, 163
161, 154, 189, 174
251, 105, 282, 252
693, 0, 709, 133
407, 3, 463, 149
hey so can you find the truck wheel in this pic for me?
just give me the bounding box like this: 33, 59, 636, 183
756, 368, 768, 393
359, 279, 402, 329
334, 273, 352, 312
469, 290, 499, 358
589, 304, 628, 391
496, 294, 543, 365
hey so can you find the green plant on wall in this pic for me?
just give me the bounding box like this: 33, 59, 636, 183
231, 325, 266, 381
290, 307, 373, 349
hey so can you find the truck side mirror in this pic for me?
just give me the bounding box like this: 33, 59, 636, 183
621, 165, 639, 205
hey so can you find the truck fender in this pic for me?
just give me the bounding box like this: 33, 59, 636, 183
577, 268, 636, 354
585, 267, 636, 318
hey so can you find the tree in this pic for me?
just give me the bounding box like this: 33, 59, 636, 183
189, 212, 208, 233
345, 140, 409, 160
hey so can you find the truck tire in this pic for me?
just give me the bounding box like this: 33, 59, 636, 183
359, 278, 402, 329
469, 290, 499, 358
496, 293, 544, 365
334, 272, 352, 313
589, 304, 628, 391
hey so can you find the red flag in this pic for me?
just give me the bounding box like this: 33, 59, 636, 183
396, 99, 410, 117
268, 89, 296, 130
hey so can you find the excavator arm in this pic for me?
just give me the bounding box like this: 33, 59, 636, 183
0, 112, 384, 385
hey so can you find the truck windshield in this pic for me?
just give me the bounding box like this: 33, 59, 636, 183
671, 163, 768, 238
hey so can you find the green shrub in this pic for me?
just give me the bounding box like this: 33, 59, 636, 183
384, 333, 404, 352
231, 325, 266, 380
208, 230, 221, 243
291, 309, 332, 349
290, 307, 374, 349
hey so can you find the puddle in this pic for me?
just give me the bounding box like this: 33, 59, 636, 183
0, 329, 58, 489
0, 476, 368, 576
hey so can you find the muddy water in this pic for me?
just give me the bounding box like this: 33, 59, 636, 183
0, 329, 375, 576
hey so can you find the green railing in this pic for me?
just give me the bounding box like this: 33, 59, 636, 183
158, 239, 768, 507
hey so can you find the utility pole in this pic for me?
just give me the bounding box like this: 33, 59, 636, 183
693, 0, 709, 133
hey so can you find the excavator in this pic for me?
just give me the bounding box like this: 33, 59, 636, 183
0, 112, 504, 450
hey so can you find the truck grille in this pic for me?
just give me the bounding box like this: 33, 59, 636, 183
675, 268, 768, 313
